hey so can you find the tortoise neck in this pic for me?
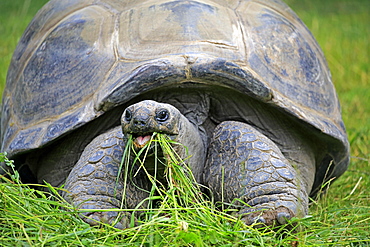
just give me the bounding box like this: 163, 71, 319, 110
151, 89, 210, 146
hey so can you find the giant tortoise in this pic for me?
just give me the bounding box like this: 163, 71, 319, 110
1, 0, 349, 228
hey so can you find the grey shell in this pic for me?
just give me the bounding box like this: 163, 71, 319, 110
1, 0, 349, 187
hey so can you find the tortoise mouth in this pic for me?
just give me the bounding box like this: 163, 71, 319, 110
129, 131, 176, 149
131, 132, 153, 149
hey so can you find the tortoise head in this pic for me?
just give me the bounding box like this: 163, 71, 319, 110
121, 100, 181, 148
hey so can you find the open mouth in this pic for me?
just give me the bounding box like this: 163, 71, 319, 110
131, 133, 154, 148
129, 131, 176, 149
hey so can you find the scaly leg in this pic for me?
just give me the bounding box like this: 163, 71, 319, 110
204, 121, 308, 226
64, 126, 150, 229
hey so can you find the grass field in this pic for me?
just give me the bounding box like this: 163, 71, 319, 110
0, 0, 369, 246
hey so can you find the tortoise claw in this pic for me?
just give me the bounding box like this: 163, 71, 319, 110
242, 206, 295, 227
82, 209, 131, 229
250, 216, 266, 228
277, 211, 292, 225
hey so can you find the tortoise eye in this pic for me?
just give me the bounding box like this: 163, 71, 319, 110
124, 109, 132, 122
156, 109, 169, 122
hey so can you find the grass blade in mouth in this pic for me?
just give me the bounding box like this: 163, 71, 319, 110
117, 133, 205, 219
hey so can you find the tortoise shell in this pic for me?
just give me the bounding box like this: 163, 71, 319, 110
1, 0, 349, 189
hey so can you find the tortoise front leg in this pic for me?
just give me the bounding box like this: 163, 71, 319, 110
203, 121, 308, 226
64, 126, 150, 229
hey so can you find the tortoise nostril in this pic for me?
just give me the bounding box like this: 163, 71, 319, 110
133, 118, 146, 126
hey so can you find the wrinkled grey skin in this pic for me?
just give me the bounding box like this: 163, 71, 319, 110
64, 99, 311, 228
121, 100, 205, 181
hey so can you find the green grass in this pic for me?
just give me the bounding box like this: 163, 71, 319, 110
1, 0, 369, 246
0, 135, 302, 246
